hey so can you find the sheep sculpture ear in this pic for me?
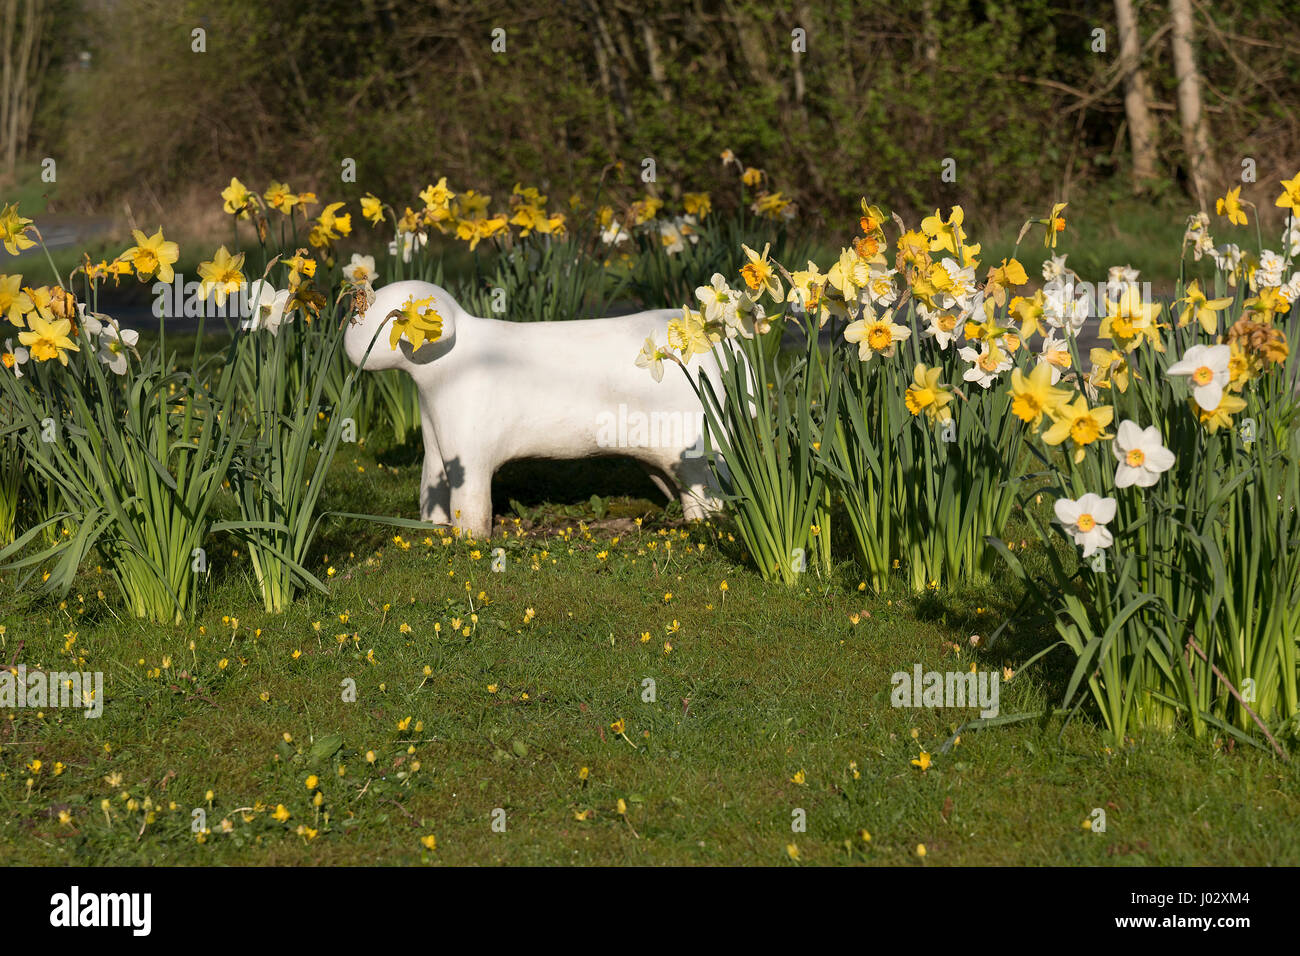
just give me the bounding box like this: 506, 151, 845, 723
344, 280, 459, 371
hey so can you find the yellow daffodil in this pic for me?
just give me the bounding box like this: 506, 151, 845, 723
896, 229, 931, 275
316, 202, 352, 239
221, 177, 253, 218
1043, 201, 1067, 248
396, 206, 420, 234
1009, 290, 1047, 341
23, 284, 56, 321
921, 206, 968, 257
1242, 286, 1289, 320
1216, 186, 1248, 226
1042, 395, 1114, 462
985, 257, 1028, 306
740, 243, 784, 301
1192, 390, 1247, 433
828, 246, 872, 302
121, 228, 179, 283
388, 295, 443, 351
1177, 279, 1232, 334
787, 260, 829, 319
1009, 361, 1070, 426
509, 203, 548, 236
964, 306, 1012, 346
629, 195, 662, 225
1226, 341, 1257, 391
860, 200, 888, 236
1100, 285, 1164, 352
283, 252, 316, 290
18, 315, 79, 365
455, 215, 508, 251
1275, 171, 1300, 213
420, 177, 455, 211
263, 182, 298, 214
197, 246, 246, 305
752, 190, 794, 220
1089, 347, 1132, 394
361, 193, 385, 226
0, 274, 32, 327
0, 204, 36, 255
904, 363, 955, 423
666, 307, 715, 357
682, 192, 712, 218
454, 190, 491, 220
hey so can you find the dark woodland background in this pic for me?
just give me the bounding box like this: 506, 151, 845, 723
5, 0, 1299, 236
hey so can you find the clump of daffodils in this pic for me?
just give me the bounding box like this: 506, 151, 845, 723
634, 168, 1300, 573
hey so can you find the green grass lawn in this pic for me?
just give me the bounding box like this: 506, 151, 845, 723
1, 429, 1296, 866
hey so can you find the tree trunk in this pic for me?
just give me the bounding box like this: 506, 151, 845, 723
1169, 0, 1213, 210
640, 20, 671, 104
1, 0, 48, 182
1114, 0, 1159, 191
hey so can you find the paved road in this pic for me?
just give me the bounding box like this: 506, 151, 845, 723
13, 215, 114, 260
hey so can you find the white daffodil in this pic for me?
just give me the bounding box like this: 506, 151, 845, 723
658, 220, 685, 255
635, 336, 666, 383
600, 219, 629, 246
1254, 250, 1284, 289
1167, 343, 1230, 411
844, 309, 910, 362
695, 273, 742, 326
958, 341, 1013, 389
1210, 243, 1243, 275
935, 257, 979, 312
243, 280, 274, 330
2, 338, 28, 378
343, 253, 377, 287
92, 320, 139, 375
1280, 272, 1300, 310
786, 261, 832, 324
863, 265, 899, 308
734, 292, 770, 338
1282, 222, 1300, 259
1054, 493, 1116, 557
1042, 254, 1069, 281
1042, 279, 1090, 336
80, 305, 122, 340
1112, 420, 1175, 488
674, 215, 700, 246
1039, 332, 1072, 383
918, 303, 961, 350
245, 280, 294, 335
1107, 264, 1140, 286
828, 247, 871, 304
388, 230, 427, 263
1183, 211, 1209, 247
